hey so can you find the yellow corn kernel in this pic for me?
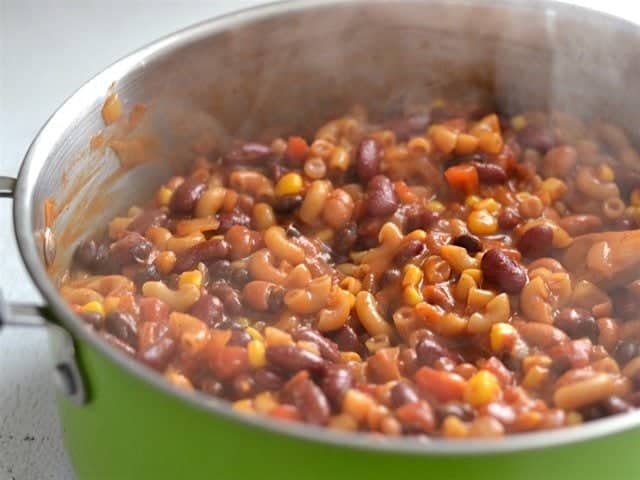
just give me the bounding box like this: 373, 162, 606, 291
490, 322, 517, 353
328, 413, 359, 432
522, 355, 553, 372
403, 286, 423, 306
402, 264, 423, 287
254, 391, 278, 414
442, 415, 469, 438
473, 198, 501, 214
275, 172, 304, 197
597, 164, 615, 183
81, 301, 105, 317
247, 340, 266, 368
467, 210, 498, 235
539, 178, 568, 201
340, 351, 362, 363
245, 326, 264, 342
462, 268, 482, 284
156, 186, 173, 206
426, 200, 445, 213
179, 270, 203, 288
522, 365, 549, 390
511, 115, 527, 131
103, 296, 120, 314
566, 411, 583, 426
465, 195, 481, 207
464, 371, 501, 407
631, 189, 640, 207
232, 399, 255, 414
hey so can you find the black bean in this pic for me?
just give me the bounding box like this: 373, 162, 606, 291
481, 248, 527, 294
80, 311, 104, 329
475, 163, 507, 184
105, 311, 138, 348
208, 259, 233, 281
169, 178, 207, 214
127, 209, 168, 234
394, 239, 426, 265
292, 328, 340, 363
321, 367, 353, 410
254, 369, 285, 392
174, 238, 230, 273
356, 138, 381, 181
517, 125, 555, 153
224, 142, 272, 165
292, 379, 330, 425
228, 330, 252, 347
435, 402, 474, 422
73, 239, 98, 269
390, 382, 419, 408
199, 377, 225, 397
188, 294, 224, 327
266, 345, 326, 376
138, 336, 176, 370
517, 224, 553, 258
614, 340, 639, 366
272, 194, 303, 214
133, 264, 161, 287
381, 268, 402, 286
266, 287, 285, 313
230, 267, 250, 288
333, 222, 358, 256
498, 208, 521, 230
217, 210, 251, 233
452, 234, 482, 255
416, 337, 449, 367
602, 396, 632, 415
214, 318, 244, 331
330, 325, 364, 355
365, 175, 398, 217
580, 404, 606, 421
109, 232, 153, 266
555, 308, 599, 342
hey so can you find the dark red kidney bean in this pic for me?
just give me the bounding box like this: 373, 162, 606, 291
399, 348, 419, 377
517, 125, 555, 153
231, 373, 255, 399
549, 339, 591, 371
109, 232, 153, 266
381, 268, 402, 287
267, 287, 285, 313
174, 238, 229, 273
293, 379, 330, 425
217, 209, 252, 234
498, 208, 521, 230
208, 259, 233, 281
481, 248, 527, 294
266, 345, 326, 376
138, 336, 176, 370
330, 325, 364, 355
224, 142, 272, 165
254, 369, 285, 392
365, 175, 398, 217
188, 294, 224, 327
405, 207, 439, 233
99, 331, 136, 356
332, 222, 358, 256
169, 178, 206, 214
614, 340, 639, 366
80, 311, 104, 329
557, 214, 602, 237
105, 311, 138, 348
356, 138, 381, 181
321, 367, 353, 410
390, 382, 419, 408
228, 330, 252, 348
602, 396, 632, 415
272, 194, 303, 214
517, 224, 553, 258
435, 402, 474, 422
127, 209, 167, 234
555, 308, 599, 342
73, 239, 98, 269
452, 234, 482, 254
474, 162, 507, 184
394, 239, 425, 266
416, 337, 450, 367
292, 328, 340, 363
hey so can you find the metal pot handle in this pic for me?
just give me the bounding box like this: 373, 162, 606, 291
0, 175, 87, 405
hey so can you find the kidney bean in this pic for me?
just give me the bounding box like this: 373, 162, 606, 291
356, 138, 381, 181
405, 207, 439, 233
127, 209, 168, 234
557, 214, 602, 236
266, 345, 326, 376
517, 125, 555, 153
365, 175, 398, 217
272, 194, 303, 214
218, 209, 252, 233
231, 373, 255, 399
225, 225, 261, 260
267, 287, 285, 313
230, 267, 250, 288
474, 162, 507, 184
435, 402, 474, 422
332, 222, 358, 256
555, 308, 599, 342
517, 224, 553, 258
613, 289, 638, 320
481, 248, 527, 294
381, 268, 402, 287
105, 311, 138, 348
139, 297, 169, 324
549, 339, 592, 373
169, 178, 206, 214
416, 337, 450, 367
100, 331, 136, 356
330, 325, 364, 355
73, 239, 99, 269
452, 233, 482, 254
614, 340, 640, 366
399, 348, 419, 377
393, 239, 426, 266
293, 329, 340, 363
224, 141, 272, 165
199, 376, 225, 397
209, 281, 243, 316
498, 208, 521, 230
138, 335, 176, 370
188, 294, 224, 327
396, 401, 436, 433
228, 330, 252, 348
602, 396, 632, 415
321, 367, 353, 410
109, 232, 153, 266
80, 311, 104, 329
292, 379, 330, 425
173, 238, 230, 273
254, 369, 285, 392
390, 382, 420, 408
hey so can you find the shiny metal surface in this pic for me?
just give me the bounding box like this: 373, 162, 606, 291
12, 0, 640, 453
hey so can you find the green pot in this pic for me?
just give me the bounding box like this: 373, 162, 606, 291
4, 1, 640, 478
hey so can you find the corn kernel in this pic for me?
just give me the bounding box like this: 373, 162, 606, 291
232, 399, 255, 414
631, 189, 640, 207
462, 268, 482, 284
465, 195, 481, 207
402, 264, 423, 287
473, 198, 501, 213
464, 370, 501, 407
154, 251, 177, 275
522, 354, 552, 372
254, 392, 278, 414
427, 200, 445, 213
156, 186, 173, 206
566, 411, 583, 426
403, 286, 423, 306
442, 415, 469, 438
81, 301, 105, 317
539, 178, 568, 201
179, 270, 203, 288
490, 322, 517, 352
511, 115, 527, 131
597, 164, 615, 183
248, 340, 266, 368
275, 172, 303, 197
522, 365, 549, 390
467, 210, 498, 235
245, 326, 264, 342
340, 351, 362, 363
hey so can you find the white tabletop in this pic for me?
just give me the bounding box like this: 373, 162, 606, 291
0, 0, 637, 478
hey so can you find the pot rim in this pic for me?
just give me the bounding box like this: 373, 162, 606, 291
13, 0, 640, 455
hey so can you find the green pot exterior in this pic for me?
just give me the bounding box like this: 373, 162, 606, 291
58, 338, 640, 480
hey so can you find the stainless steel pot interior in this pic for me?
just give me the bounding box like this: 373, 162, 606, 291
13, 0, 640, 453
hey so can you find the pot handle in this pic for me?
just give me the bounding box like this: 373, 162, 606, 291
0, 175, 87, 405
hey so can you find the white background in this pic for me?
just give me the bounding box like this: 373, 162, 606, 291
0, 0, 637, 478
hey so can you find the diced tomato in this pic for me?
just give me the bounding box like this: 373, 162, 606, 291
444, 164, 479, 194
415, 366, 466, 402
